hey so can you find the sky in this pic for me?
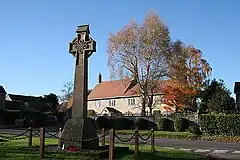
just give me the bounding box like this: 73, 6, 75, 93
0, 0, 240, 97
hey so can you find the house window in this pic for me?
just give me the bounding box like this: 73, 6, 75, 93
128, 98, 136, 106
109, 99, 115, 106
95, 101, 101, 107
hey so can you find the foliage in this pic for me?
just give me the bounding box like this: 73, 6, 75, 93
200, 79, 236, 114
96, 116, 113, 129
199, 114, 218, 135
174, 117, 189, 132
108, 11, 171, 116
187, 123, 202, 135
167, 41, 212, 109
161, 81, 190, 111
135, 118, 155, 130
157, 118, 173, 131
60, 81, 74, 102
200, 114, 240, 136
114, 117, 135, 129
43, 93, 59, 112
216, 115, 240, 136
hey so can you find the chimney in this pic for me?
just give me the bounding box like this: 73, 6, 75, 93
98, 73, 102, 84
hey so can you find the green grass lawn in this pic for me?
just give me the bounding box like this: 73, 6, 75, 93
0, 135, 208, 160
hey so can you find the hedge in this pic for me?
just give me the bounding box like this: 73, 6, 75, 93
174, 118, 189, 132
217, 115, 240, 136
96, 116, 157, 130
158, 118, 174, 131
199, 114, 240, 136
114, 118, 134, 130
135, 118, 157, 130
96, 116, 113, 129
199, 114, 218, 135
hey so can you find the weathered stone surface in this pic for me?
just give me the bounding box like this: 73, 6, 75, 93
61, 118, 99, 149
61, 25, 98, 149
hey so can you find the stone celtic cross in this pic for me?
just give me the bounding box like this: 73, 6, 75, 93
61, 25, 98, 149
68, 25, 96, 119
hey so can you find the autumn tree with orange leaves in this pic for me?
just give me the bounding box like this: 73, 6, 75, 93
163, 41, 212, 110
108, 11, 171, 116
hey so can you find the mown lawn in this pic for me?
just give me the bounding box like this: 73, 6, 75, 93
0, 135, 208, 160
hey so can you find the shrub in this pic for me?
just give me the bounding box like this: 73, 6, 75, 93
174, 118, 189, 132
114, 118, 134, 130
148, 121, 158, 130
158, 118, 169, 131
199, 114, 218, 135
188, 123, 202, 135
96, 116, 113, 129
135, 118, 156, 130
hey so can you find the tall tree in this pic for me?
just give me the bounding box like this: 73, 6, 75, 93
168, 41, 212, 109
200, 79, 236, 114
108, 11, 171, 116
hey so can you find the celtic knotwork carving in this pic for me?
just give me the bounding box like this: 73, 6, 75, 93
73, 40, 89, 54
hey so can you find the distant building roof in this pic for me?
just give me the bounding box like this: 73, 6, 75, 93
88, 79, 165, 100
0, 86, 7, 95
234, 82, 240, 94
8, 94, 41, 102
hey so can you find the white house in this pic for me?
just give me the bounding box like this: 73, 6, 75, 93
87, 74, 175, 115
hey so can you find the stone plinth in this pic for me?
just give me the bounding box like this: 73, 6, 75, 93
61, 117, 99, 149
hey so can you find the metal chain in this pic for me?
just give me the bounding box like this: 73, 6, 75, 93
32, 131, 40, 136
115, 132, 135, 142
138, 131, 152, 141
0, 129, 29, 140
45, 130, 60, 138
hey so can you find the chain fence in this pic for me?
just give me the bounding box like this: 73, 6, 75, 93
114, 130, 153, 143
138, 131, 153, 141
115, 132, 135, 143
0, 129, 30, 140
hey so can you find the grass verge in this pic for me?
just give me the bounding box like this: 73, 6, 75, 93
0, 136, 208, 160
115, 130, 240, 142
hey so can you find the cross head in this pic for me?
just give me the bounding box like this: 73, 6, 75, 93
69, 25, 96, 66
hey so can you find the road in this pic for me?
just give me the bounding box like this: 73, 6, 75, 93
0, 128, 240, 159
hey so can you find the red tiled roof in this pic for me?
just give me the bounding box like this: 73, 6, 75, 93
88, 79, 165, 100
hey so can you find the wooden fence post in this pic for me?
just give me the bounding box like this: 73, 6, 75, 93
101, 128, 105, 146
109, 129, 115, 160
151, 129, 155, 152
39, 127, 45, 160
134, 129, 139, 157
58, 128, 62, 149
28, 127, 32, 147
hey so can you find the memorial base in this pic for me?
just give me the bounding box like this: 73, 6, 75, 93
61, 117, 99, 149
